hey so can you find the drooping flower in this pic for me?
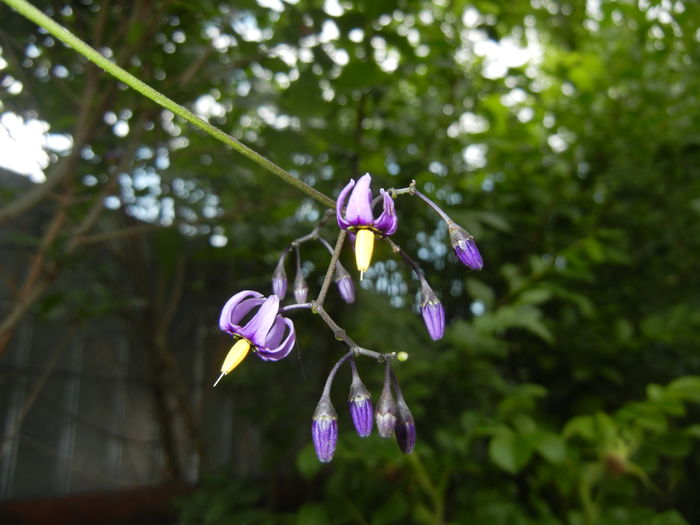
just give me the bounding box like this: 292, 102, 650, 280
419, 277, 445, 341
336, 173, 398, 275
448, 222, 483, 270
348, 360, 372, 437
312, 394, 338, 463
214, 291, 296, 385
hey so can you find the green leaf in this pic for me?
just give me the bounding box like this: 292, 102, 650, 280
489, 431, 533, 474
531, 432, 567, 464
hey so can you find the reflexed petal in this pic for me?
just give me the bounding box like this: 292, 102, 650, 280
335, 178, 355, 230
218, 290, 263, 332
239, 295, 279, 346
257, 317, 295, 361
345, 173, 374, 226
374, 189, 398, 236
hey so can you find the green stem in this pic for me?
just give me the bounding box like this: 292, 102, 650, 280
2, 0, 336, 210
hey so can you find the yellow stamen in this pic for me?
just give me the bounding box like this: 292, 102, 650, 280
355, 229, 375, 273
214, 339, 251, 386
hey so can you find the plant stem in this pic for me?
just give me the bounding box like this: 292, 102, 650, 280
315, 230, 346, 307
2, 0, 336, 210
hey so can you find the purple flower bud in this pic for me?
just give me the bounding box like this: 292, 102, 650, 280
448, 222, 483, 270
348, 361, 372, 437
272, 255, 287, 299
394, 393, 416, 454
420, 278, 445, 341
312, 395, 338, 463
294, 268, 309, 303
375, 365, 397, 438
335, 263, 355, 304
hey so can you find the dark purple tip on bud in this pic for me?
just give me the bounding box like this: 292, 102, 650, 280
335, 263, 355, 304
375, 365, 397, 438
312, 395, 338, 463
294, 268, 309, 303
420, 278, 445, 341
394, 394, 416, 454
448, 222, 483, 270
348, 361, 372, 437
272, 255, 287, 299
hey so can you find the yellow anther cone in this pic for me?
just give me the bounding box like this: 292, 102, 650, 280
214, 339, 251, 386
355, 229, 375, 273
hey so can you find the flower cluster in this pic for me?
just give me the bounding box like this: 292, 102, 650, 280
214, 173, 483, 462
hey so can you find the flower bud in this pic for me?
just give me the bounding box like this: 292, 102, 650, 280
375, 365, 397, 438
272, 255, 287, 299
420, 277, 445, 341
348, 361, 372, 437
335, 262, 355, 304
294, 267, 309, 303
394, 393, 416, 454
311, 394, 338, 463
448, 222, 483, 270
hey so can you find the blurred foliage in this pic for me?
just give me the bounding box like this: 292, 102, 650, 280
3, 0, 700, 523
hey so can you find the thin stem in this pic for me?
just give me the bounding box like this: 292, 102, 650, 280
413, 187, 453, 224
315, 229, 346, 307
322, 350, 354, 396
2, 0, 336, 210
280, 302, 312, 313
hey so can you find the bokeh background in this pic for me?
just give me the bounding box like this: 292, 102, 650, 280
1, 0, 700, 524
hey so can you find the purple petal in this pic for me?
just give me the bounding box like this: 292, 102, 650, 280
373, 189, 398, 236
239, 295, 279, 346
257, 317, 295, 361
335, 178, 355, 230
345, 173, 374, 226
218, 291, 263, 332
349, 395, 373, 437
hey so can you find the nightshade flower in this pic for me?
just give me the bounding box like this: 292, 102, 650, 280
448, 222, 483, 270
420, 277, 445, 341
214, 291, 296, 386
336, 173, 398, 276
293, 267, 309, 303
312, 394, 338, 463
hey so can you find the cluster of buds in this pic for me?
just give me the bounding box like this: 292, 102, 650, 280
312, 355, 414, 462
214, 173, 482, 462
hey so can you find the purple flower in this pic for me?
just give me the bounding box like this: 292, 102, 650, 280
335, 262, 355, 303
348, 361, 372, 437
336, 173, 398, 273
214, 291, 296, 385
312, 395, 338, 463
420, 277, 445, 341
448, 222, 483, 270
